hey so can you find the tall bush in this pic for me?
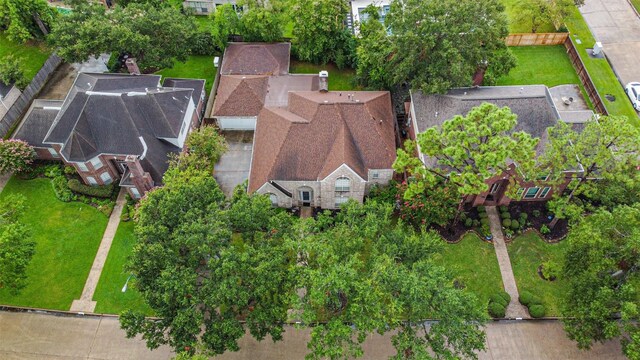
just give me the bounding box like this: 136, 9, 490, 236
0, 139, 35, 174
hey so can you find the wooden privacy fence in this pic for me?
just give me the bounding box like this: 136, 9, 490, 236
506, 32, 569, 46
0, 53, 62, 138
563, 36, 608, 115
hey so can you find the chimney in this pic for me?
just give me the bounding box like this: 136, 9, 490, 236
319, 70, 329, 93
125, 58, 141, 75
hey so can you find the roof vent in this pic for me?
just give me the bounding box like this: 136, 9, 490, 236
319, 70, 329, 93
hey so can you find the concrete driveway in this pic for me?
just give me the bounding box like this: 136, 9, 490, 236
580, 0, 640, 86
214, 131, 254, 197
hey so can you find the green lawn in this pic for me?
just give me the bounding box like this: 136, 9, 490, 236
565, 6, 639, 124
501, 0, 556, 34
0, 34, 51, 83
433, 233, 503, 305
192, 15, 212, 31
508, 232, 568, 316
630, 0, 640, 14
497, 46, 580, 87
289, 61, 359, 91
156, 55, 218, 96
93, 221, 152, 315
0, 177, 108, 310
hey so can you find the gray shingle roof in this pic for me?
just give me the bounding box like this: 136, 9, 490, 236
163, 78, 206, 106
13, 100, 63, 148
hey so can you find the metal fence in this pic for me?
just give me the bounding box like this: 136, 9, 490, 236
0, 53, 63, 138
506, 33, 569, 46
563, 37, 608, 115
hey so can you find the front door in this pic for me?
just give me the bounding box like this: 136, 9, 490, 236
300, 190, 311, 206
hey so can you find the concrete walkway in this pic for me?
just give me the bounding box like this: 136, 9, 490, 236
0, 311, 626, 359
70, 188, 127, 313
580, 0, 640, 87
486, 207, 530, 319
0, 172, 12, 194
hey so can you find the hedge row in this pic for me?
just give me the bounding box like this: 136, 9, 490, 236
52, 176, 74, 202
519, 290, 546, 318
488, 290, 511, 318
67, 179, 114, 198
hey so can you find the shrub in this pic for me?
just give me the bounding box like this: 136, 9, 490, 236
0, 139, 35, 174
190, 30, 217, 55
43, 164, 62, 178
472, 219, 480, 227
120, 204, 131, 222
464, 217, 473, 228
519, 213, 528, 221
500, 211, 511, 219
498, 290, 511, 304
541, 260, 560, 280
540, 224, 551, 235
480, 218, 490, 226
51, 176, 75, 202
477, 206, 486, 213
502, 218, 512, 228
185, 125, 228, 168
529, 304, 546, 318
481, 224, 491, 237
519, 291, 534, 306
499, 205, 508, 213
488, 301, 506, 318
510, 219, 520, 229
459, 212, 467, 222
479, 212, 488, 219
129, 206, 136, 220
64, 166, 77, 175
67, 179, 114, 198
98, 203, 114, 217
490, 293, 508, 307
532, 209, 541, 217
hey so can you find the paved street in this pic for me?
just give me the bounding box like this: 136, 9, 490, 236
580, 0, 640, 86
0, 311, 625, 359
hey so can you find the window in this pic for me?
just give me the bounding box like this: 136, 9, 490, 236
371, 172, 379, 179
489, 182, 501, 194
335, 196, 349, 208
76, 162, 88, 172
130, 187, 141, 199
87, 176, 97, 185
268, 193, 278, 206
515, 188, 525, 199
536, 173, 550, 181
538, 187, 551, 198
90, 157, 103, 170
47, 148, 59, 158
335, 177, 350, 192
100, 172, 112, 185
524, 187, 540, 199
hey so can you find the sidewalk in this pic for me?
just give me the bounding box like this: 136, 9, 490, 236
70, 188, 127, 313
486, 207, 530, 319
0, 172, 12, 194
0, 311, 625, 359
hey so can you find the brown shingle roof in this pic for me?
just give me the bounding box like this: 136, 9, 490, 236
212, 75, 269, 117
220, 42, 291, 76
249, 91, 396, 192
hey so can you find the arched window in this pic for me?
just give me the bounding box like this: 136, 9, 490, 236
335, 177, 350, 192
268, 193, 278, 206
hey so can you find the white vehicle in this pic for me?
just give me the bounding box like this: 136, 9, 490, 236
625, 82, 640, 110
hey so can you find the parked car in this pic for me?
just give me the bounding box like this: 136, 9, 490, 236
625, 82, 640, 110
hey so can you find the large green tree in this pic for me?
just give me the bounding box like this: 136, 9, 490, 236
0, 0, 56, 43
0, 194, 35, 294
394, 103, 538, 205
355, 5, 392, 90
49, 1, 194, 71
515, 0, 575, 33
383, 0, 515, 94
562, 204, 640, 359
538, 116, 640, 228
120, 166, 295, 357
0, 54, 28, 89
290, 200, 488, 359
290, 0, 356, 69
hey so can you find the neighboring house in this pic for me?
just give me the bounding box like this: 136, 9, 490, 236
407, 85, 595, 207
13, 73, 206, 199
349, 0, 391, 34
211, 42, 398, 209
183, 0, 237, 15
0, 81, 21, 120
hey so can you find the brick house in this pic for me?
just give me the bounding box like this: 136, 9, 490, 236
13, 73, 206, 199
407, 85, 594, 207
211, 42, 398, 209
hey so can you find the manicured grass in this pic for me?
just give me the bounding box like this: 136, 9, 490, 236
0, 177, 108, 310
498, 46, 580, 87
93, 221, 152, 315
630, 0, 640, 14
507, 231, 568, 316
289, 61, 359, 91
564, 6, 639, 124
0, 34, 51, 83
501, 0, 556, 34
156, 55, 218, 96
433, 233, 503, 305
192, 15, 212, 31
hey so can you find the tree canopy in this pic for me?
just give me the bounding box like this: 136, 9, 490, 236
0, 0, 56, 43
562, 204, 640, 359
394, 103, 539, 201
0, 194, 35, 294
355, 5, 393, 90
290, 200, 488, 359
290, 0, 356, 69
0, 54, 28, 89
210, 1, 285, 50
49, 1, 194, 71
